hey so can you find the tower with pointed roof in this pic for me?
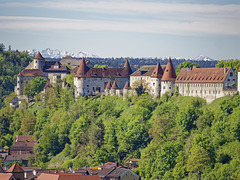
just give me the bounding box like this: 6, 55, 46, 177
33, 52, 45, 70
150, 63, 164, 98
161, 58, 176, 96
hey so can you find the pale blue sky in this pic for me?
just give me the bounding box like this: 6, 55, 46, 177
0, 0, 240, 59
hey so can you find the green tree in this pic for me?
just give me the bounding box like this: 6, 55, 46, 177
216, 59, 240, 76
24, 77, 47, 97
94, 64, 109, 68
187, 146, 211, 179
20, 114, 36, 135
176, 61, 199, 75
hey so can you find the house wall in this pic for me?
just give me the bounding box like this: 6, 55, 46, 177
16, 76, 35, 96
176, 82, 225, 103
47, 72, 68, 83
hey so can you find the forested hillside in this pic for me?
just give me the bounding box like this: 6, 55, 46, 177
0, 44, 32, 108
0, 45, 240, 179
1, 83, 240, 179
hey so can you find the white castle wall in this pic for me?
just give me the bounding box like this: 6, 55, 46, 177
161, 81, 175, 96
74, 77, 129, 96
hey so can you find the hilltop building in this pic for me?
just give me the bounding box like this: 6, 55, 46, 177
14, 52, 240, 104
15, 52, 70, 96
176, 66, 237, 103
74, 58, 132, 96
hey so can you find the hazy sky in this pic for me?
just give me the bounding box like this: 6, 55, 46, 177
0, 0, 240, 59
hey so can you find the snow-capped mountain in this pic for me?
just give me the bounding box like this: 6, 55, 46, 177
27, 48, 98, 58
193, 55, 214, 61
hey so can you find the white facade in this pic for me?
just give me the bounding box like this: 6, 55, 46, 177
74, 77, 129, 96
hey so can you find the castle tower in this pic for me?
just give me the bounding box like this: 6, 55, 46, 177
123, 81, 130, 99
33, 52, 45, 70
150, 63, 164, 98
238, 67, 240, 93
111, 81, 119, 96
105, 81, 112, 96
161, 58, 176, 96
74, 58, 89, 96
123, 59, 133, 76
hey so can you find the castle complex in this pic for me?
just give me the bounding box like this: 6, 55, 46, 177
15, 52, 240, 104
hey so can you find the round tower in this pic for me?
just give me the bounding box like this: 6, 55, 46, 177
150, 63, 164, 98
161, 58, 176, 96
74, 58, 89, 97
33, 52, 45, 70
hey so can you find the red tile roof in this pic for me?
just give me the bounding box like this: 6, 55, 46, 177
16, 135, 34, 142
37, 173, 101, 180
123, 59, 132, 76
176, 67, 231, 83
150, 63, 164, 78
35, 52, 44, 60
161, 58, 176, 81
17, 69, 45, 77
123, 81, 130, 89
45, 65, 69, 72
0, 173, 15, 180
7, 164, 24, 173
75, 58, 89, 77
105, 82, 111, 89
75, 59, 131, 78
111, 81, 119, 89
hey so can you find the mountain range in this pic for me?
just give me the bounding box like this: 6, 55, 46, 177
27, 48, 215, 61
27, 48, 98, 59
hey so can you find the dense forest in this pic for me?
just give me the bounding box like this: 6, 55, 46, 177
1, 45, 240, 179
1, 85, 240, 179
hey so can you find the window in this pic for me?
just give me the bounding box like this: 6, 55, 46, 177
153, 83, 155, 86
163, 86, 165, 89
87, 85, 89, 87
230, 72, 233, 77
169, 87, 171, 89
228, 79, 230, 81
233, 79, 235, 81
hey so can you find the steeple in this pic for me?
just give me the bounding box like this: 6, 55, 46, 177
123, 81, 130, 89
123, 59, 132, 76
76, 58, 89, 77
111, 81, 119, 89
34, 52, 44, 60
105, 82, 112, 89
161, 57, 176, 81
151, 63, 164, 78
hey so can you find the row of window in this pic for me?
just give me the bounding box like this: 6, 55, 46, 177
177, 83, 223, 88
183, 90, 221, 94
